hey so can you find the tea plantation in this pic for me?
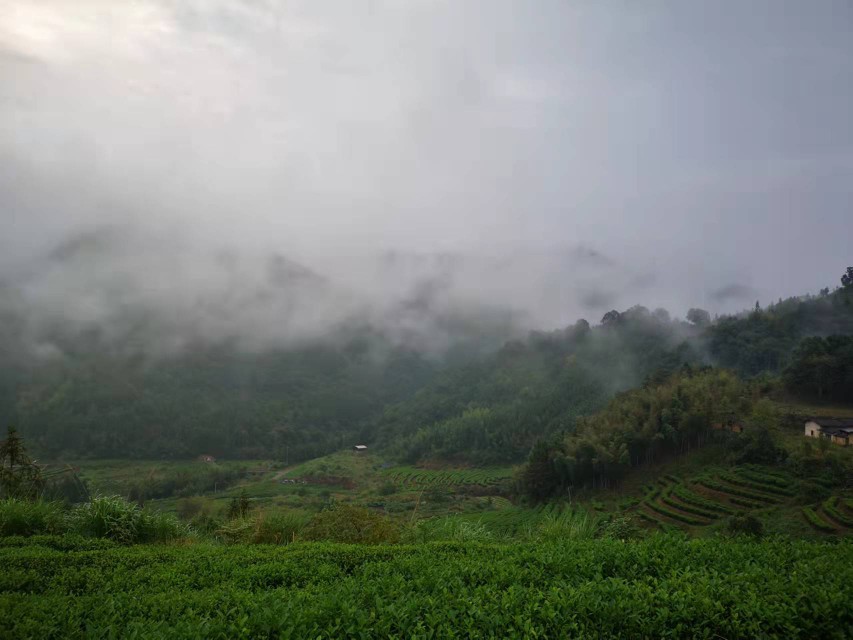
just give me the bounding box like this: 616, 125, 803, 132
2, 535, 851, 639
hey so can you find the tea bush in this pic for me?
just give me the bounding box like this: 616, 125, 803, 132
301, 504, 400, 544
67, 496, 188, 544
0, 499, 66, 537
1, 536, 851, 639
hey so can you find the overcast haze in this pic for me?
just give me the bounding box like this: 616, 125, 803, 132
1, 1, 852, 353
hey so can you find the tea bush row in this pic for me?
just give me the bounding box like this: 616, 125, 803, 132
643, 500, 708, 526
822, 497, 853, 528
802, 507, 836, 533
660, 493, 720, 521
697, 478, 778, 505
2, 536, 851, 639
720, 471, 794, 497
671, 485, 735, 515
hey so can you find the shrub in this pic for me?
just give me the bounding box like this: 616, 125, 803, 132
67, 496, 188, 544
137, 510, 191, 543
250, 512, 308, 544
537, 510, 598, 541
190, 512, 224, 535
726, 514, 764, 537
301, 505, 400, 544
597, 515, 643, 540
176, 497, 205, 521
378, 482, 397, 496
226, 492, 253, 519
618, 497, 639, 510
67, 496, 142, 543
796, 482, 831, 505
0, 499, 66, 536
215, 518, 255, 544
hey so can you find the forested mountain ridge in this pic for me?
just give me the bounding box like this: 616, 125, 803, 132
2, 271, 852, 463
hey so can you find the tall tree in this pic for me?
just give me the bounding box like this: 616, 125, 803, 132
0, 426, 44, 499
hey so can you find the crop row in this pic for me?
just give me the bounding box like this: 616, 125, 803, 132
802, 507, 836, 533
737, 468, 791, 489
671, 485, 735, 515
4, 536, 853, 639
385, 467, 511, 486
822, 497, 853, 528
741, 464, 788, 480
643, 500, 709, 526
729, 496, 766, 509
660, 493, 720, 521
696, 477, 779, 505
720, 471, 795, 497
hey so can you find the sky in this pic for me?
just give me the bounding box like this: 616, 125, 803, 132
1, 1, 852, 352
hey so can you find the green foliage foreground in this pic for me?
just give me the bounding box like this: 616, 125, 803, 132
2, 536, 851, 639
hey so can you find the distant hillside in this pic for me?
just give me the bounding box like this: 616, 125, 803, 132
2, 272, 851, 463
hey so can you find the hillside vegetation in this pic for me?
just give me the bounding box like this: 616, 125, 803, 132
4, 272, 852, 466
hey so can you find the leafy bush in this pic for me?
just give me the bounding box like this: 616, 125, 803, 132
726, 514, 764, 537
67, 496, 188, 544
215, 518, 255, 544
796, 482, 831, 506
176, 497, 205, 521
537, 510, 599, 541
136, 510, 191, 543
301, 504, 400, 544
597, 515, 643, 540
250, 512, 308, 544
0, 499, 66, 536
190, 512, 224, 535
378, 482, 397, 496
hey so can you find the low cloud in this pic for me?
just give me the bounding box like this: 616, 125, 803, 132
1, 1, 852, 358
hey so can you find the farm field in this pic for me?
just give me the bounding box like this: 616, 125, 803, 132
2, 535, 851, 639
66, 448, 853, 540
629, 464, 853, 538
70, 453, 520, 526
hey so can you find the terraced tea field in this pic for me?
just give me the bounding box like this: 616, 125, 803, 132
635, 465, 852, 536
382, 466, 513, 487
